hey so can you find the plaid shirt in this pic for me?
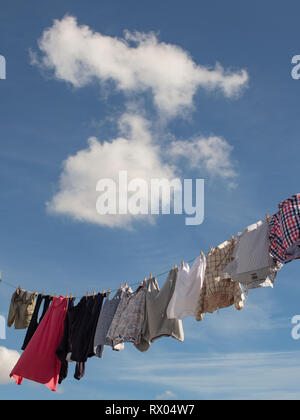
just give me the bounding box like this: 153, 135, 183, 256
195, 239, 244, 321
269, 194, 300, 264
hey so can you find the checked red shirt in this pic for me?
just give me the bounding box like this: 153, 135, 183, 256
269, 194, 300, 264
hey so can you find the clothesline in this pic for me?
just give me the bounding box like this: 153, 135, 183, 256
7, 194, 300, 392
0, 256, 200, 299
0, 211, 274, 299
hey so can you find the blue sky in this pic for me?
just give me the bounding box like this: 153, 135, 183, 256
1, 0, 300, 400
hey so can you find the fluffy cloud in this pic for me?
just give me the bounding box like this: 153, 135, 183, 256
47, 113, 239, 228
0, 347, 20, 385
47, 114, 176, 228
156, 390, 177, 400
39, 16, 244, 227
32, 15, 248, 117
168, 136, 237, 183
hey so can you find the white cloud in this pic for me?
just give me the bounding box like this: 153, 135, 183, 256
0, 347, 20, 385
47, 114, 239, 228
47, 113, 176, 228
168, 136, 238, 182
38, 16, 246, 226
156, 390, 177, 400
118, 350, 300, 400
33, 15, 248, 117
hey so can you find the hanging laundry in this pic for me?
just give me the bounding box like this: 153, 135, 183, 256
195, 239, 244, 322
56, 294, 104, 381
136, 270, 184, 353
269, 193, 300, 264
105, 288, 134, 352
93, 289, 122, 358
10, 296, 68, 392
106, 283, 147, 350
56, 297, 76, 384
167, 254, 206, 319
223, 220, 281, 290
7, 288, 36, 330
22, 294, 52, 350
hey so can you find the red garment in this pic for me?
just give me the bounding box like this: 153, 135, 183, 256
10, 296, 68, 392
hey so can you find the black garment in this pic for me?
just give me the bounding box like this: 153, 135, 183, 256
56, 294, 104, 382
21, 294, 52, 350
74, 361, 85, 381
71, 294, 105, 363
57, 297, 75, 384
87, 294, 105, 359
40, 295, 52, 319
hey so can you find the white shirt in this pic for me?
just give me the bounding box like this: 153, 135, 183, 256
167, 254, 206, 320
223, 220, 280, 289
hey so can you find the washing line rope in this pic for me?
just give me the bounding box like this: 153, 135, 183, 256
0, 211, 272, 299
0, 255, 199, 299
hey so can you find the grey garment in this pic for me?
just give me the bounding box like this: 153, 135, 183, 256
223, 220, 281, 290
93, 289, 122, 358
106, 283, 147, 348
7, 289, 36, 330
231, 267, 279, 290
135, 269, 184, 353
105, 287, 133, 351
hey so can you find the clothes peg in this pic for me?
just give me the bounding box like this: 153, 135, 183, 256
102, 290, 106, 296
108, 289, 111, 294
150, 274, 153, 279
120, 283, 123, 290
86, 291, 89, 300
200, 250, 205, 258
93, 290, 96, 298
144, 277, 147, 284
174, 264, 177, 269
125, 282, 128, 289
54, 293, 57, 298
70, 293, 73, 299
230, 234, 235, 240
209, 246, 213, 252
266, 213, 270, 221
41, 291, 44, 297
181, 260, 184, 269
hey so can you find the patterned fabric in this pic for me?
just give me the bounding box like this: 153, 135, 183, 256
106, 283, 147, 348
269, 194, 300, 264
195, 239, 245, 321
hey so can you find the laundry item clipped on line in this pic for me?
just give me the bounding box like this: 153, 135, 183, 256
3, 193, 300, 392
